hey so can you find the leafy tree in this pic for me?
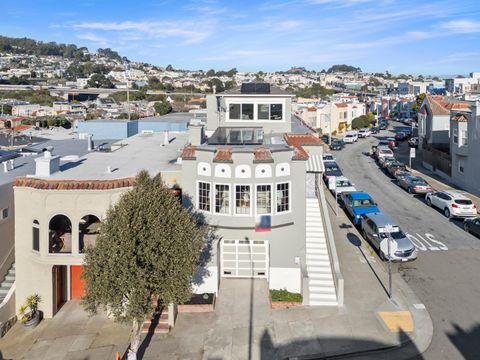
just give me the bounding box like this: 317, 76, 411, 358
295, 83, 335, 98
165, 64, 174, 71
154, 100, 172, 115
116, 112, 140, 120
206, 69, 216, 77
97, 48, 122, 61
1, 104, 12, 115
351, 114, 374, 129
327, 64, 361, 73
207, 78, 225, 93
87, 74, 114, 88
412, 93, 426, 113
82, 171, 207, 359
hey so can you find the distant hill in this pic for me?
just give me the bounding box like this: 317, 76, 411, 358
0, 35, 125, 61
327, 64, 362, 73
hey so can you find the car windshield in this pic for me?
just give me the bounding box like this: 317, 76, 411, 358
380, 230, 405, 240
380, 150, 392, 154
455, 199, 473, 205
337, 180, 352, 187
326, 166, 340, 172
353, 199, 376, 207
324, 155, 334, 161
411, 178, 427, 186
346, 135, 354, 138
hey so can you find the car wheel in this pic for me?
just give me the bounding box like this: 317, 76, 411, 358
379, 250, 386, 261
464, 223, 470, 233
444, 208, 451, 218
362, 229, 368, 239
408, 187, 412, 194
426, 198, 432, 207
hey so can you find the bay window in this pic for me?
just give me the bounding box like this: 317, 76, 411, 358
215, 184, 230, 214
276, 182, 290, 213
198, 182, 211, 212
235, 185, 251, 215
256, 185, 272, 214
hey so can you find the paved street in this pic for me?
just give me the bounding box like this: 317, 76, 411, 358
330, 124, 480, 360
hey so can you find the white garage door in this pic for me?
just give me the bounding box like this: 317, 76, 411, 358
221, 239, 268, 278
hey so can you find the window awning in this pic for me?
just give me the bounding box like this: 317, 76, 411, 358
306, 154, 324, 173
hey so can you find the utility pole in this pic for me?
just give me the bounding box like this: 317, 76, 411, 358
384, 224, 395, 299
125, 63, 131, 121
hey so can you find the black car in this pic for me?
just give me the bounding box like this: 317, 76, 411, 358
323, 162, 343, 181
395, 132, 407, 141
371, 126, 380, 134
379, 122, 388, 130
321, 134, 331, 144
464, 217, 480, 238
330, 139, 345, 151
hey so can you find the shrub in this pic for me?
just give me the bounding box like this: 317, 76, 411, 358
270, 289, 303, 302
19, 294, 41, 323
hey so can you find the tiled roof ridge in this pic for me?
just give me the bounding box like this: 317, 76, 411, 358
426, 95, 450, 116
213, 147, 233, 162
181, 144, 197, 159
253, 147, 273, 162
13, 177, 137, 190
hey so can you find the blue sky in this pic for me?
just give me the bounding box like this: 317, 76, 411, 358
2, 0, 480, 74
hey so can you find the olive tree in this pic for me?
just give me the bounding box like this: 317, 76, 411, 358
82, 171, 206, 359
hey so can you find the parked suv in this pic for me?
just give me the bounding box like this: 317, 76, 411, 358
360, 213, 417, 262
328, 176, 356, 196
358, 128, 371, 138
343, 131, 358, 143
375, 146, 394, 163
425, 190, 477, 218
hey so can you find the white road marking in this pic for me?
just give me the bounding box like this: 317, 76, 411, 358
413, 303, 426, 310
406, 233, 448, 252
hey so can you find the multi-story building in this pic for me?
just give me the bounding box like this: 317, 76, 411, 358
13, 83, 341, 321
445, 72, 480, 95
450, 102, 480, 196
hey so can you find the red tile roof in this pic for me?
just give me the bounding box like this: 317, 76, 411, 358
307, 106, 317, 112
13, 125, 31, 132
14, 177, 136, 190
334, 103, 348, 108
452, 114, 468, 122
425, 95, 450, 116
213, 148, 233, 162
283, 133, 323, 160
181, 144, 196, 160
253, 148, 273, 162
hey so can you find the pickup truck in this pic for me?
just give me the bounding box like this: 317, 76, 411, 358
340, 191, 380, 225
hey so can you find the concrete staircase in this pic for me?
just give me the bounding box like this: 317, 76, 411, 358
142, 308, 170, 334
306, 198, 338, 306
0, 263, 15, 304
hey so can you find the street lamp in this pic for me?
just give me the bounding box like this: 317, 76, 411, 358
384, 224, 395, 299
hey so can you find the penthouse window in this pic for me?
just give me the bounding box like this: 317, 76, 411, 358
256, 185, 272, 214
198, 182, 211, 212
228, 103, 254, 120
276, 182, 290, 213
235, 185, 251, 215
257, 104, 283, 120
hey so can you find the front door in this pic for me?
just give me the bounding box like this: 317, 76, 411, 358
71, 265, 85, 300
52, 265, 67, 314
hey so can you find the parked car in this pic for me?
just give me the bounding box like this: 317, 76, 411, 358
321, 134, 331, 144
330, 139, 345, 151
379, 157, 396, 169
464, 217, 480, 238
375, 146, 394, 162
323, 153, 335, 163
323, 162, 343, 182
360, 213, 417, 262
386, 161, 406, 177
379, 122, 388, 130
378, 139, 390, 147
387, 137, 398, 149
340, 191, 380, 225
425, 190, 478, 218
397, 176, 433, 194
408, 137, 419, 148
328, 176, 356, 196
343, 131, 358, 143
395, 132, 407, 141
358, 128, 371, 138
370, 126, 380, 134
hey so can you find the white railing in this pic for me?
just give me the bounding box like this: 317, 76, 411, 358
315, 174, 344, 306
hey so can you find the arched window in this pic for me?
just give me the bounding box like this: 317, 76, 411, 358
32, 220, 40, 252
79, 215, 101, 253
48, 215, 72, 254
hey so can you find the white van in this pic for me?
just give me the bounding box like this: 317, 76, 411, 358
343, 131, 358, 143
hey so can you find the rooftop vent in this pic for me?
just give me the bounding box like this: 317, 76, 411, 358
240, 83, 271, 94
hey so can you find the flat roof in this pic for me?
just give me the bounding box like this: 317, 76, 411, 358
45, 132, 189, 181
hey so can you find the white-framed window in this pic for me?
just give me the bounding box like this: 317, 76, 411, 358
256, 184, 272, 215
453, 128, 458, 144
257, 103, 283, 121
276, 182, 290, 213
461, 130, 468, 146
198, 181, 211, 212
229, 103, 254, 120
0, 208, 8, 220
215, 184, 230, 215
32, 220, 40, 252
235, 185, 251, 215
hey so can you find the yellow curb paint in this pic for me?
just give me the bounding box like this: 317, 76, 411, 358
378, 311, 414, 332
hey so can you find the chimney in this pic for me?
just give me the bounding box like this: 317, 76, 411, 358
35, 148, 60, 177
163, 131, 169, 146
188, 122, 204, 146
87, 134, 93, 151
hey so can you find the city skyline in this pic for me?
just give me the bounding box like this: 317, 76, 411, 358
2, 0, 480, 74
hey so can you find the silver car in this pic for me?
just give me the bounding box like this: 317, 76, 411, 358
360, 213, 417, 262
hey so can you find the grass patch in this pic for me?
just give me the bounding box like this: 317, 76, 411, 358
270, 289, 303, 302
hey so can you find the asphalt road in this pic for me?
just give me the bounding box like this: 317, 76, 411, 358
330, 125, 480, 360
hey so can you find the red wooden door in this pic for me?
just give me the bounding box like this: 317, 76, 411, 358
70, 265, 85, 299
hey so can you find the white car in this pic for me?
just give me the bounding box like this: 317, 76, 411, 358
425, 190, 477, 218
343, 131, 358, 143
358, 128, 371, 138
328, 176, 356, 196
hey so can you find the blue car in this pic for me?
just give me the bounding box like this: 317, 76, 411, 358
340, 191, 380, 225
